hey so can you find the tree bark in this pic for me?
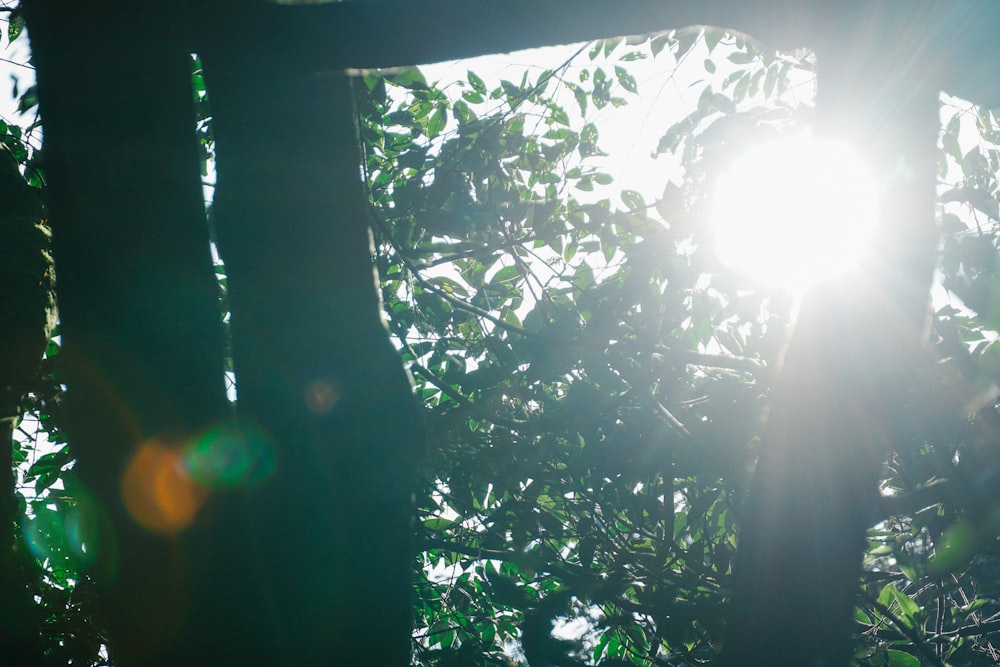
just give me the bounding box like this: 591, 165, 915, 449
23, 2, 231, 663
198, 18, 424, 665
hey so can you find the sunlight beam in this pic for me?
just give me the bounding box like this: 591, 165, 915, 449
711, 132, 877, 292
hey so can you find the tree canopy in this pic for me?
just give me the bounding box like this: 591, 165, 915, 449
5, 4, 1000, 666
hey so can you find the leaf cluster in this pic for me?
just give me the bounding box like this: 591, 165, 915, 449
358, 31, 1000, 667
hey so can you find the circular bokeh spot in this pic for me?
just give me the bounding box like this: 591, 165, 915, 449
122, 441, 207, 535
304, 378, 342, 415
184, 420, 276, 489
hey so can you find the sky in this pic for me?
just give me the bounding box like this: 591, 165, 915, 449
0, 12, 33, 129
418, 39, 701, 202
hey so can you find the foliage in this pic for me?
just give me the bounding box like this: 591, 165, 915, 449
8, 17, 1000, 667
353, 32, 798, 667
1, 9, 112, 665
354, 30, 1000, 667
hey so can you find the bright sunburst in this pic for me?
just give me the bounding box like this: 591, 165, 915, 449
711, 132, 878, 292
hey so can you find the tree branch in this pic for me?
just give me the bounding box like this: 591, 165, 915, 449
196, 1, 1000, 107
197, 0, 837, 69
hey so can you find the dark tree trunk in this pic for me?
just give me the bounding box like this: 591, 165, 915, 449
196, 20, 424, 666
23, 2, 231, 664
24, 0, 423, 662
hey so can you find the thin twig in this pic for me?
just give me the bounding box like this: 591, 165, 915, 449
0, 52, 33, 70
862, 589, 946, 667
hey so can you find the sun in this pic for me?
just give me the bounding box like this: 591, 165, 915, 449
711, 132, 878, 292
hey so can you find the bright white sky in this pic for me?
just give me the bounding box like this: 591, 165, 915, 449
417, 39, 877, 293
419, 40, 697, 201
0, 19, 33, 129
417, 41, 991, 297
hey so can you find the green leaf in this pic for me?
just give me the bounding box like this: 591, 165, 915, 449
898, 564, 918, 582
423, 517, 456, 531
604, 37, 623, 57
502, 310, 522, 328
427, 106, 448, 138
711, 92, 736, 114
959, 597, 988, 615
728, 50, 756, 65
467, 70, 487, 95
675, 30, 699, 61
650, 33, 671, 57
705, 29, 723, 53
886, 650, 920, 667
697, 85, 715, 114
890, 588, 920, 626
462, 90, 484, 104
386, 66, 428, 90
8, 10, 24, 42
35, 471, 59, 494
427, 275, 469, 297
614, 66, 638, 93
17, 86, 38, 114
27, 448, 73, 479
764, 65, 778, 97
878, 583, 920, 628
491, 265, 520, 285
621, 189, 645, 211
733, 73, 750, 104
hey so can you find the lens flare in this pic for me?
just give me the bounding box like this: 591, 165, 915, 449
122, 441, 206, 535
21, 476, 116, 579
184, 420, 275, 489
304, 378, 342, 415
122, 422, 276, 534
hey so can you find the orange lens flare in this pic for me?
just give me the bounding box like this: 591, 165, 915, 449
121, 441, 207, 535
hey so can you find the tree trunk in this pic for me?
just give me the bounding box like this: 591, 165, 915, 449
23, 2, 231, 664
722, 7, 939, 665
198, 20, 424, 666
